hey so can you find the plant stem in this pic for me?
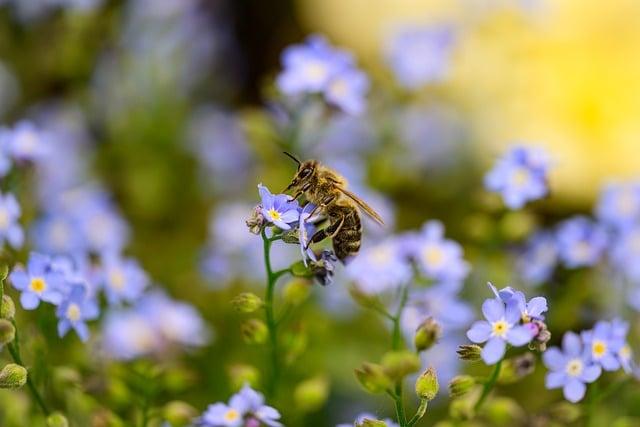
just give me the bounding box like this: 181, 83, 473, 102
7, 333, 50, 416
407, 399, 428, 427
390, 285, 410, 426
474, 359, 503, 413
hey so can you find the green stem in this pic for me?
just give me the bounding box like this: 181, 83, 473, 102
474, 359, 503, 413
407, 399, 428, 427
585, 382, 600, 427
390, 284, 410, 426
7, 341, 49, 416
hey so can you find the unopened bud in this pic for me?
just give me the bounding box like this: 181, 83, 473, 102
457, 344, 482, 362
228, 364, 260, 390
163, 401, 197, 426
355, 362, 393, 394
414, 317, 441, 352
499, 353, 535, 384
357, 419, 388, 427
241, 319, 268, 344
246, 206, 264, 235
381, 351, 421, 380
231, 293, 263, 313
1, 295, 15, 319
448, 375, 475, 398
46, 412, 69, 427
528, 320, 551, 352
281, 229, 300, 244
0, 363, 27, 389
0, 319, 15, 345
415, 366, 439, 401
282, 278, 311, 306
293, 376, 329, 412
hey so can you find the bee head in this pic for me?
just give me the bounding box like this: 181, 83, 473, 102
283, 152, 317, 192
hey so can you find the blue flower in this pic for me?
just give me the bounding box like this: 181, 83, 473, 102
9, 252, 64, 309
517, 231, 558, 285
0, 192, 23, 249
31, 213, 85, 255
56, 284, 99, 342
595, 182, 640, 230
609, 226, 640, 283
466, 297, 534, 364
609, 319, 635, 374
323, 68, 369, 115
484, 145, 550, 209
384, 25, 455, 89
1, 120, 50, 162
258, 184, 299, 230
581, 320, 626, 371
0, 138, 12, 177
99, 253, 149, 305
298, 203, 319, 265
73, 188, 130, 253
199, 384, 282, 427
346, 236, 413, 295
337, 413, 399, 427
408, 220, 470, 285
556, 216, 608, 268
543, 332, 602, 402
488, 283, 548, 322
402, 287, 474, 333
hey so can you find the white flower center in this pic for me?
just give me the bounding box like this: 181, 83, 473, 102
491, 319, 510, 338
565, 358, 584, 377
267, 208, 282, 222
305, 62, 328, 84
421, 245, 444, 268
109, 269, 126, 290
620, 344, 632, 360
329, 78, 348, 97
66, 303, 81, 322
615, 190, 637, 216
0, 208, 9, 230
510, 167, 531, 188
570, 241, 591, 261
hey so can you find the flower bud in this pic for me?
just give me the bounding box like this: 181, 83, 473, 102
290, 260, 313, 278
246, 206, 264, 235
528, 319, 551, 352
293, 376, 329, 413
415, 366, 439, 401
227, 364, 260, 390
240, 319, 268, 344
355, 362, 393, 394
381, 351, 421, 380
356, 419, 388, 427
281, 229, 300, 244
414, 317, 441, 352
0, 363, 27, 389
457, 344, 482, 362
231, 293, 263, 313
1, 295, 15, 319
46, 412, 69, 427
448, 375, 475, 398
499, 353, 535, 384
0, 319, 15, 345
163, 401, 197, 426
282, 278, 312, 306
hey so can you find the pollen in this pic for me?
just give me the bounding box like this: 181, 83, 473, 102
267, 208, 282, 222
422, 246, 444, 268
29, 277, 47, 294
223, 408, 240, 422
565, 358, 584, 377
491, 319, 510, 338
66, 303, 81, 322
592, 340, 607, 358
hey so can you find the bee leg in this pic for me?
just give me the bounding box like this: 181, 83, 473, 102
307, 195, 336, 218
305, 215, 345, 250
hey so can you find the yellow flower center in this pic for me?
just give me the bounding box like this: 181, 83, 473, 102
510, 167, 531, 187
267, 208, 282, 222
571, 241, 591, 261
0, 208, 9, 230
109, 269, 126, 290
491, 319, 510, 338
29, 277, 47, 294
305, 62, 328, 82
66, 303, 81, 322
422, 246, 444, 268
592, 340, 607, 358
223, 409, 240, 422
620, 344, 632, 360
565, 358, 584, 377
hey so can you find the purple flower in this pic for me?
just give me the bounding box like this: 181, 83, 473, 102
56, 284, 99, 342
517, 231, 558, 285
99, 253, 149, 305
408, 220, 470, 285
199, 385, 282, 427
0, 192, 23, 249
1, 120, 50, 162
9, 252, 64, 309
484, 145, 550, 209
384, 25, 455, 89
258, 184, 299, 230
466, 297, 534, 364
556, 216, 608, 268
596, 182, 640, 230
581, 320, 626, 371
543, 332, 602, 402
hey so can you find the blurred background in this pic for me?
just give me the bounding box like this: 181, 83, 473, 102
0, 0, 640, 425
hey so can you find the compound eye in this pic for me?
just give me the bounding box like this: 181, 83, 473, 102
299, 168, 312, 179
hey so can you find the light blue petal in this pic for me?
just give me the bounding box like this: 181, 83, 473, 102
20, 292, 40, 310
563, 378, 586, 403
600, 354, 620, 371
504, 299, 521, 324
58, 319, 71, 338
466, 321, 491, 343
562, 332, 582, 357
542, 347, 566, 370
506, 325, 533, 346
580, 365, 601, 383
74, 322, 90, 342
482, 298, 504, 322
9, 270, 29, 291
545, 371, 565, 389
481, 337, 506, 365
526, 296, 548, 317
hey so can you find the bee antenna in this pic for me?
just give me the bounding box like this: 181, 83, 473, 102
283, 151, 301, 168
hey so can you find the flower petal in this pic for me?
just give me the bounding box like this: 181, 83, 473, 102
562, 332, 582, 357
466, 321, 491, 343
507, 325, 534, 346
545, 371, 565, 389
482, 298, 505, 322
504, 299, 521, 324
20, 292, 40, 310
542, 347, 566, 370
9, 270, 29, 291
580, 364, 601, 383
526, 296, 548, 318
481, 337, 506, 365
563, 378, 586, 403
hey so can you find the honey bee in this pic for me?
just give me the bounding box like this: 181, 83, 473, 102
283, 152, 384, 263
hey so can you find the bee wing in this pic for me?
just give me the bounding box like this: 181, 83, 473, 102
337, 187, 384, 225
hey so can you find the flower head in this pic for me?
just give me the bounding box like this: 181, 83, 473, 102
556, 216, 608, 268
484, 145, 550, 209
0, 192, 23, 249
56, 284, 99, 342
1, 120, 50, 162
99, 253, 149, 305
337, 412, 400, 427
258, 184, 299, 230
517, 231, 558, 285
581, 320, 626, 371
543, 332, 602, 402
609, 226, 640, 283
198, 385, 282, 427
9, 253, 64, 309
596, 182, 640, 230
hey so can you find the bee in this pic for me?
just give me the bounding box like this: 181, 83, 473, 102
283, 152, 384, 263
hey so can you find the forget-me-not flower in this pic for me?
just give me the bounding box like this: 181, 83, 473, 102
56, 285, 99, 342
337, 413, 400, 427
1, 120, 50, 162
199, 384, 282, 427
484, 145, 550, 209
0, 192, 24, 249
543, 332, 602, 402
596, 182, 640, 230
258, 184, 299, 230
517, 231, 558, 285
609, 226, 640, 283
9, 252, 64, 309
556, 216, 608, 268
323, 67, 369, 114
581, 320, 625, 371
99, 253, 149, 305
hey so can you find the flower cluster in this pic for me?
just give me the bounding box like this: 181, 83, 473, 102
466, 283, 549, 364
197, 384, 282, 427
485, 145, 551, 209
277, 35, 369, 115
543, 319, 634, 402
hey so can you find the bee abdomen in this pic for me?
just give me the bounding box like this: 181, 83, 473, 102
333, 226, 362, 263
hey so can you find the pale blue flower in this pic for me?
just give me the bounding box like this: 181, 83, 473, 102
9, 252, 64, 309
0, 192, 23, 249
609, 226, 640, 283
484, 145, 550, 209
258, 184, 300, 230
517, 231, 558, 285
323, 68, 369, 114
298, 203, 320, 265
31, 213, 85, 255
556, 216, 608, 268
1, 120, 50, 162
488, 283, 548, 322
337, 413, 399, 427
581, 320, 626, 371
596, 182, 640, 230
99, 253, 149, 305
56, 284, 99, 342
199, 385, 282, 427
543, 332, 602, 402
